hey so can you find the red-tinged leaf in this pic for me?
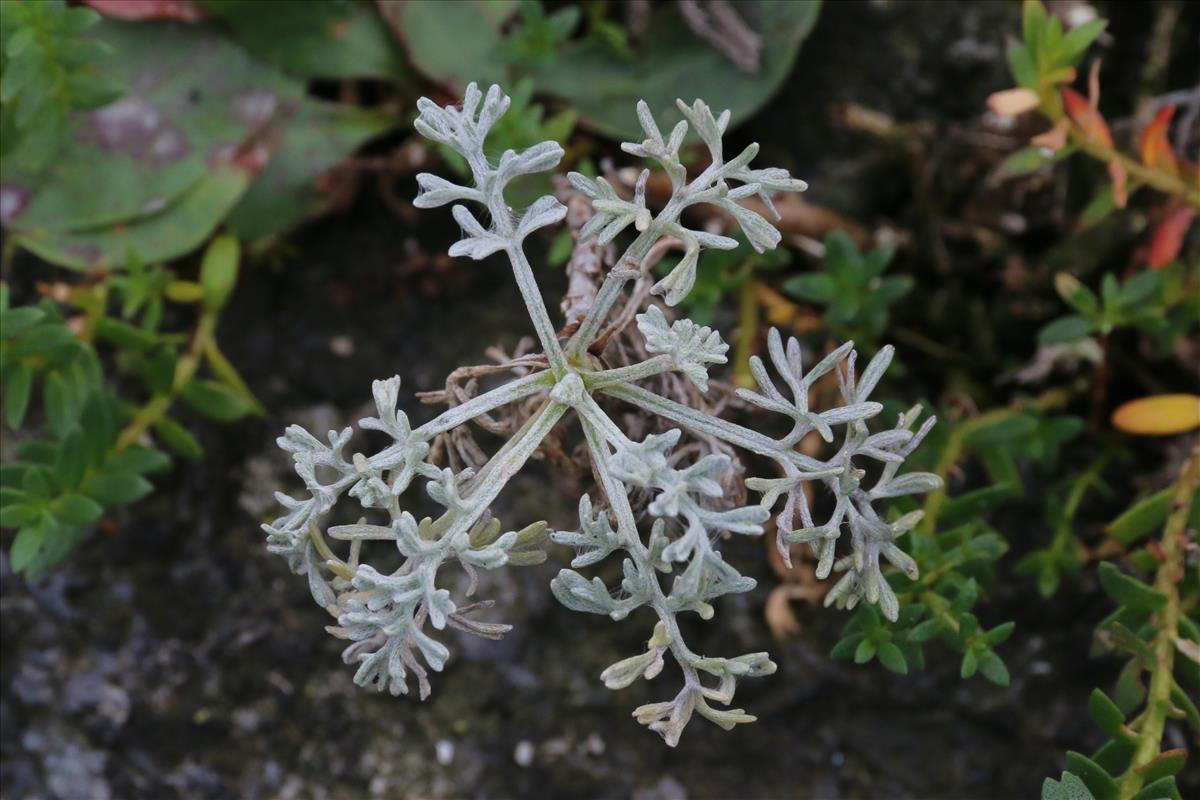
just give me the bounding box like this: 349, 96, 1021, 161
1063, 88, 1113, 148
1139, 106, 1179, 177
83, 0, 207, 21
1062, 87, 1089, 116
1133, 748, 1187, 782
230, 141, 272, 176
1063, 65, 1127, 208
1147, 206, 1196, 269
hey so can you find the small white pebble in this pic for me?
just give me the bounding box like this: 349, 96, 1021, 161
999, 212, 1027, 235
232, 708, 259, 733
435, 739, 455, 765
330, 335, 354, 357
513, 740, 535, 767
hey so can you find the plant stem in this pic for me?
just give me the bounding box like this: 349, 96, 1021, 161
1118, 443, 1200, 799
919, 590, 961, 633
415, 370, 554, 440
602, 382, 828, 471
567, 156, 723, 360
438, 399, 567, 542
579, 417, 709, 734
204, 338, 264, 415
115, 310, 215, 450
1079, 133, 1199, 206
80, 281, 109, 343
506, 245, 570, 378
583, 355, 672, 391
466, 127, 570, 378
1089, 333, 1110, 432
919, 407, 1017, 535
1045, 101, 1200, 206
1047, 452, 1111, 565
566, 227, 659, 359
309, 523, 354, 580
919, 389, 1074, 535
734, 275, 759, 389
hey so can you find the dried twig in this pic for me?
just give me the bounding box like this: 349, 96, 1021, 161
677, 0, 762, 74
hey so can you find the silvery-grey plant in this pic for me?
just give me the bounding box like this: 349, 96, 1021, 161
264, 83, 941, 746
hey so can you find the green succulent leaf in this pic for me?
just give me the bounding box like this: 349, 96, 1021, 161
4, 361, 33, 429
1128, 776, 1181, 800
1039, 315, 1093, 345
1086, 689, 1126, 736
1063, 752, 1117, 800
1041, 772, 1097, 800
54, 493, 103, 526
85, 472, 153, 505
181, 378, 253, 422
106, 446, 171, 476
876, 642, 908, 674
10, 520, 49, 573
153, 416, 203, 460
1097, 562, 1167, 611
1107, 489, 1173, 545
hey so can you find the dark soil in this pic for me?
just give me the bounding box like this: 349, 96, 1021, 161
3, 2, 1198, 799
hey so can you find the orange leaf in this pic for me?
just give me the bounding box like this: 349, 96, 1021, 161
1063, 87, 1114, 148
1139, 105, 1179, 177
1031, 119, 1070, 152
987, 88, 1041, 117
1147, 206, 1197, 269
1111, 394, 1200, 436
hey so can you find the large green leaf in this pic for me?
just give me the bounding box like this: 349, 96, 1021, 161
4, 17, 393, 265
385, 0, 519, 89
201, 0, 408, 79
14, 161, 253, 270
533, 1, 821, 140
4, 20, 296, 235
394, 1, 820, 142
225, 100, 393, 244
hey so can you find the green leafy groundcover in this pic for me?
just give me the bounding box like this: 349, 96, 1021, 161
0, 236, 259, 576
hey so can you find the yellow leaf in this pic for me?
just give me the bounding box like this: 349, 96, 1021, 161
1111, 394, 1200, 436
